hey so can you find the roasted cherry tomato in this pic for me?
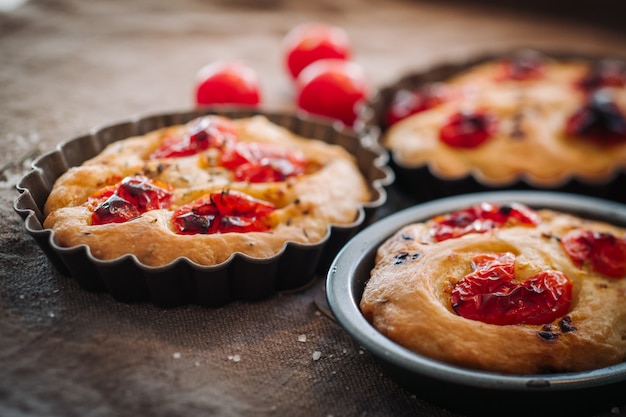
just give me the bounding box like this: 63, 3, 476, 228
295, 59, 369, 127
450, 252, 573, 325
385, 83, 449, 127
561, 229, 626, 278
90, 175, 173, 225
565, 89, 626, 145
283, 22, 352, 80
151, 116, 238, 159
194, 61, 261, 107
495, 50, 546, 81
219, 142, 308, 183
430, 202, 540, 242
439, 108, 499, 148
172, 190, 275, 235
577, 59, 626, 91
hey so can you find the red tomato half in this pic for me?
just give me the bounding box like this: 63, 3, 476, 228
450, 252, 573, 326
172, 191, 275, 235
295, 59, 369, 127
194, 61, 261, 107
561, 229, 626, 278
283, 22, 352, 80
439, 109, 499, 148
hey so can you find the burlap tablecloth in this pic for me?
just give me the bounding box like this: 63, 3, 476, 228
2, 1, 626, 416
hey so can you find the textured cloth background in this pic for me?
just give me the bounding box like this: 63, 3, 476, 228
2, 1, 626, 416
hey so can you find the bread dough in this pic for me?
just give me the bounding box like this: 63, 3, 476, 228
361, 205, 626, 374
44, 115, 371, 267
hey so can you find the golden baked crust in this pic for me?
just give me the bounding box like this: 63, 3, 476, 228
383, 55, 626, 186
360, 206, 626, 374
43, 115, 371, 267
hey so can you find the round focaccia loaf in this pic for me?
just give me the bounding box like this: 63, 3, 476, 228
43, 115, 371, 267
360, 206, 626, 374
383, 54, 626, 186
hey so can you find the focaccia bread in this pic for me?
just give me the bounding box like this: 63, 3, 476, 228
360, 202, 626, 374
383, 51, 626, 186
43, 115, 371, 267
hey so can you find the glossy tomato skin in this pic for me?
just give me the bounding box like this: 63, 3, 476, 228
295, 59, 369, 127
194, 61, 261, 107
283, 22, 352, 80
561, 229, 626, 278
172, 191, 274, 235
450, 252, 573, 326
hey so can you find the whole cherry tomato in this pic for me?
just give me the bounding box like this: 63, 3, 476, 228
295, 59, 369, 127
194, 61, 261, 107
283, 22, 352, 80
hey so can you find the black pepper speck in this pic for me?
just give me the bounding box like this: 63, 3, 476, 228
537, 331, 559, 342
393, 252, 420, 265
559, 315, 577, 333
